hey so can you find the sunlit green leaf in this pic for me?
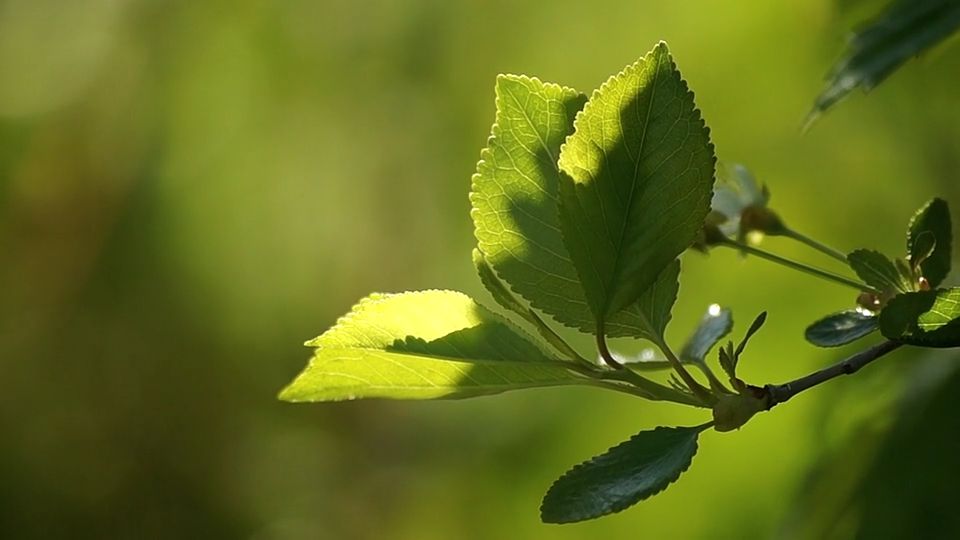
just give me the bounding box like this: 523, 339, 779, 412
472, 248, 531, 321
879, 288, 960, 348
847, 249, 911, 293
805, 310, 879, 348
540, 425, 707, 523
557, 41, 715, 325
808, 0, 960, 123
473, 248, 591, 364
907, 198, 952, 287
470, 74, 685, 339
680, 305, 733, 364
470, 75, 588, 329
279, 291, 590, 402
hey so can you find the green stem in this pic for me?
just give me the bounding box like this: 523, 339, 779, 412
720, 238, 880, 295
764, 340, 903, 408
595, 324, 624, 369
563, 360, 706, 408
656, 339, 716, 405
781, 227, 848, 263
525, 309, 594, 367
693, 362, 733, 395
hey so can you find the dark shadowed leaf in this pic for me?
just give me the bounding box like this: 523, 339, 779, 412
880, 288, 960, 348
907, 198, 952, 287
805, 310, 879, 347
541, 425, 707, 523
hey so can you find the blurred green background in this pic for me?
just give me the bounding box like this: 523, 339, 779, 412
2, 0, 959, 538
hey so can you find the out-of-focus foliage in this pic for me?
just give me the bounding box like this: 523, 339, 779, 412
809, 0, 960, 123
780, 353, 960, 539
1, 0, 960, 538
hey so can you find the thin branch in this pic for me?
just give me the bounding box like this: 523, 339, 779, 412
781, 227, 848, 263
719, 238, 880, 295
656, 339, 716, 404
764, 340, 903, 408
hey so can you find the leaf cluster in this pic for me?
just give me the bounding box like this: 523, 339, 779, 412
280, 40, 960, 525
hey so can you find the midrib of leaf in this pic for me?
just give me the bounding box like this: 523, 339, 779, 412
603, 53, 663, 321
508, 87, 559, 175
918, 290, 960, 329
298, 350, 589, 393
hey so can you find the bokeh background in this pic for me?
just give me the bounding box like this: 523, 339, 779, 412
2, 0, 959, 538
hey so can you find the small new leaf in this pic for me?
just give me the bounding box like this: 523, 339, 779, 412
907, 198, 952, 287
734, 311, 768, 361
557, 41, 715, 324
847, 249, 911, 294
540, 425, 707, 523
280, 291, 587, 402
718, 344, 736, 379
879, 288, 960, 348
680, 305, 733, 365
805, 310, 879, 348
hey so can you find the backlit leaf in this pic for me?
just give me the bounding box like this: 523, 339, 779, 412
279, 291, 589, 402
879, 288, 960, 348
470, 74, 685, 339
470, 75, 589, 329
557, 42, 715, 325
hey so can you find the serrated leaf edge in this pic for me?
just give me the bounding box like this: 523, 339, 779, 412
539, 424, 704, 523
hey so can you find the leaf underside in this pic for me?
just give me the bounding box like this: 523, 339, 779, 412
557, 41, 716, 323
879, 288, 960, 348
847, 249, 910, 293
809, 0, 960, 121
680, 305, 733, 363
470, 73, 684, 339
541, 425, 705, 523
805, 310, 879, 348
279, 290, 588, 402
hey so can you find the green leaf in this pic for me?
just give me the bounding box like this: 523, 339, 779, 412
472, 248, 531, 320
907, 198, 952, 287
879, 288, 960, 348
807, 0, 960, 123
847, 249, 911, 293
805, 310, 879, 348
631, 259, 681, 342
279, 291, 589, 402
470, 75, 589, 327
557, 41, 715, 324
680, 305, 733, 364
469, 74, 683, 339
540, 425, 707, 523
473, 248, 590, 364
